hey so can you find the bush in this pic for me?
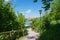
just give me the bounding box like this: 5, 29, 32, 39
38, 20, 60, 40
0, 34, 10, 40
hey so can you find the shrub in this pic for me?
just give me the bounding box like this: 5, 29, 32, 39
38, 20, 60, 40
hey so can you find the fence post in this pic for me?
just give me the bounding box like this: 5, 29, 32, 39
18, 30, 19, 37
10, 31, 12, 40
23, 30, 24, 36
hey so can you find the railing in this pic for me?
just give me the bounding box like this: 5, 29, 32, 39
0, 30, 27, 40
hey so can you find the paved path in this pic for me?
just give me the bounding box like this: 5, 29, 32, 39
19, 28, 39, 40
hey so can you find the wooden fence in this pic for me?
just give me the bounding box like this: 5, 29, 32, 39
0, 30, 27, 40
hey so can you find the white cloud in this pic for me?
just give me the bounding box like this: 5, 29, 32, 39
5, 0, 10, 2
25, 9, 32, 14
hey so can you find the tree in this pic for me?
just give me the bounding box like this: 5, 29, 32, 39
51, 0, 60, 20
17, 13, 25, 30
34, 0, 53, 11
0, 0, 18, 32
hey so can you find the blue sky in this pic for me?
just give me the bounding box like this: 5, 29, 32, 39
5, 0, 45, 18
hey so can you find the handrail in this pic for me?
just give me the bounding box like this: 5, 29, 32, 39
0, 30, 22, 34
0, 29, 27, 40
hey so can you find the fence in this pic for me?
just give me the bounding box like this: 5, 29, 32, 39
0, 30, 27, 40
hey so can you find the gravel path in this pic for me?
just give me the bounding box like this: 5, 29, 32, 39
19, 28, 39, 40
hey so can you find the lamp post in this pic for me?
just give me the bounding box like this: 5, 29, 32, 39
39, 10, 42, 23
39, 10, 42, 33
39, 10, 42, 15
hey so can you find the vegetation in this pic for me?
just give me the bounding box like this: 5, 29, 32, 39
0, 0, 60, 40
34, 0, 53, 10
31, 0, 60, 40
17, 13, 26, 30
0, 0, 27, 40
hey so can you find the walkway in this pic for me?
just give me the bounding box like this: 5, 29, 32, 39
19, 28, 39, 40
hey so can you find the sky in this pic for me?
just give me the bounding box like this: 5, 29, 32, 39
5, 0, 45, 18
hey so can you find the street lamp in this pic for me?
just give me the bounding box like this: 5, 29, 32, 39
39, 10, 42, 22
39, 10, 42, 21
39, 10, 42, 34
39, 10, 42, 15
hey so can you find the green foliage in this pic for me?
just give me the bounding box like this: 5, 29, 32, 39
0, 1, 18, 32
17, 13, 26, 30
0, 34, 9, 40
34, 0, 53, 10
38, 20, 60, 40
34, 0, 37, 2
0, 1, 27, 40
31, 18, 40, 32
32, 0, 60, 40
